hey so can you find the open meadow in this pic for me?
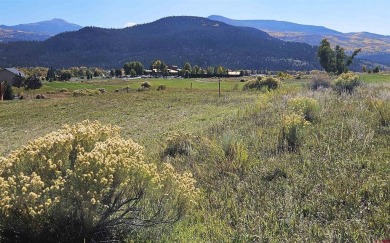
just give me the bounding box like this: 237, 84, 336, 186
1, 74, 389, 241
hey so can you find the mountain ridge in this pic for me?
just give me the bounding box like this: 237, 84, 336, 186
0, 16, 320, 70
208, 15, 390, 66
208, 15, 342, 35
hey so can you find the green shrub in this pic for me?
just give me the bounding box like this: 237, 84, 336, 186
59, 88, 68, 93
310, 73, 331, 90
243, 77, 281, 91
157, 84, 166, 91
287, 97, 320, 122
0, 121, 198, 242
141, 81, 151, 88
331, 73, 361, 93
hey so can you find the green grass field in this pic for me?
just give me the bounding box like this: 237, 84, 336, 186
1, 73, 389, 241
40, 77, 246, 92
0, 77, 251, 156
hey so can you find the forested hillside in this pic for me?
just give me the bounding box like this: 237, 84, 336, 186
0, 16, 320, 70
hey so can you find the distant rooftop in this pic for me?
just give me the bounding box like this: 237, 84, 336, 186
4, 67, 25, 77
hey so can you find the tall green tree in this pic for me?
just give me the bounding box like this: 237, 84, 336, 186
130, 69, 137, 77
12, 75, 25, 88
110, 69, 115, 77
150, 60, 166, 72
3, 81, 14, 100
86, 70, 92, 79
317, 39, 336, 73
124, 61, 144, 75
318, 39, 361, 74
60, 71, 72, 81
183, 62, 192, 73
335, 45, 346, 74
24, 75, 42, 91
46, 67, 56, 81
115, 69, 122, 77
193, 65, 200, 74
216, 65, 226, 75
207, 66, 215, 75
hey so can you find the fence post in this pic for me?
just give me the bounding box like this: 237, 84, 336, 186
218, 79, 221, 97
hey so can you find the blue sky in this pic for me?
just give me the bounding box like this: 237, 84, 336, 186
1, 0, 389, 35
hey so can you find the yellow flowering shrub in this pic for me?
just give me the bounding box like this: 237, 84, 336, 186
331, 73, 360, 93
287, 97, 320, 122
370, 98, 390, 127
243, 76, 281, 91
280, 113, 311, 152
0, 120, 198, 242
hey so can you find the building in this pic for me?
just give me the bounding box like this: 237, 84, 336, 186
0, 68, 25, 100
0, 67, 25, 86
227, 71, 241, 76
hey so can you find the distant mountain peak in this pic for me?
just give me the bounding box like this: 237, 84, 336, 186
0, 18, 83, 42
44, 18, 72, 24
51, 18, 67, 21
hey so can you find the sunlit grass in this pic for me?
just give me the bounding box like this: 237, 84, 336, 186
1, 74, 390, 241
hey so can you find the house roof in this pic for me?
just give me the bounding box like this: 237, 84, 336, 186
228, 71, 241, 76
4, 67, 25, 77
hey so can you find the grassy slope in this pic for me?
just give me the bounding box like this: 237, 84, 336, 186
1, 74, 389, 241
159, 74, 390, 242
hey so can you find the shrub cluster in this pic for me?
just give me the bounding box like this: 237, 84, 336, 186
287, 97, 320, 122
310, 73, 331, 90
243, 77, 281, 91
331, 73, 360, 93
0, 121, 198, 242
